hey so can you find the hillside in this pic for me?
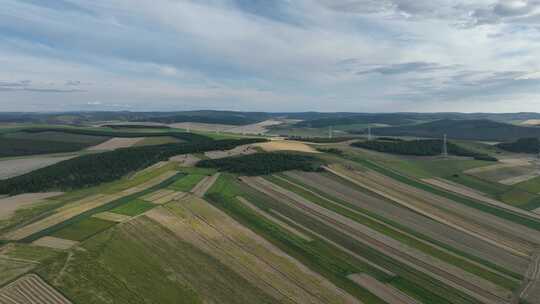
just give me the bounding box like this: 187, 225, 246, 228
370, 119, 540, 141
497, 138, 540, 154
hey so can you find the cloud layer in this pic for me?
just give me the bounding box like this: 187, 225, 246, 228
1, 0, 539, 112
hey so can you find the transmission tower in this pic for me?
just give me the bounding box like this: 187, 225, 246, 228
442, 134, 448, 158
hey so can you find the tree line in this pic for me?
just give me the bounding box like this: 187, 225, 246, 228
0, 138, 265, 195
197, 152, 322, 175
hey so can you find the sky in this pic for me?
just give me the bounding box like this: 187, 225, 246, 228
1, 0, 540, 113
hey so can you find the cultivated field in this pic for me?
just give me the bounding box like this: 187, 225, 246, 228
242, 176, 513, 304
0, 155, 75, 180
86, 137, 144, 151
204, 144, 257, 159
283, 171, 530, 274
255, 140, 319, 153
147, 196, 359, 304
347, 274, 419, 304
0, 274, 72, 304
32, 236, 78, 250
0, 192, 63, 220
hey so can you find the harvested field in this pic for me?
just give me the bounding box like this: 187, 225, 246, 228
132, 161, 169, 177
227, 120, 284, 134
1, 193, 121, 241
32, 236, 78, 250
0, 155, 75, 180
243, 176, 512, 303
0, 273, 72, 304
133, 136, 182, 146
191, 173, 220, 197
521, 119, 540, 126
204, 145, 257, 159
326, 165, 540, 258
0, 192, 63, 220
169, 154, 200, 167
146, 197, 359, 304
141, 189, 175, 202
237, 196, 313, 241
347, 274, 419, 304
169, 122, 237, 132
86, 137, 144, 151
284, 171, 529, 274
423, 178, 540, 220
499, 171, 540, 185
255, 140, 319, 153
465, 158, 532, 174
92, 212, 132, 223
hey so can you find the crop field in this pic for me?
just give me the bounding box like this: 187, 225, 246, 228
133, 136, 183, 146
0, 274, 72, 304
86, 137, 144, 150
242, 176, 514, 303
0, 154, 77, 180
325, 164, 540, 258
52, 217, 116, 241
149, 197, 359, 304
255, 140, 319, 153
108, 199, 155, 216
168, 173, 207, 192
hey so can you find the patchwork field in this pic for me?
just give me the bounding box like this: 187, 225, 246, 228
0, 274, 72, 304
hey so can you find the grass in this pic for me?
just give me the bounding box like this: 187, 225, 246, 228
51, 217, 116, 241
168, 174, 207, 192
206, 174, 483, 304
37, 216, 277, 304
267, 174, 520, 290
0, 199, 64, 235
109, 199, 155, 216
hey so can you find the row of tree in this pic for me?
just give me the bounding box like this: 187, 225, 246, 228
0, 138, 265, 195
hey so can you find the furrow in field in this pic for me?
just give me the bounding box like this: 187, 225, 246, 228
243, 176, 512, 304
325, 165, 535, 258
285, 170, 529, 274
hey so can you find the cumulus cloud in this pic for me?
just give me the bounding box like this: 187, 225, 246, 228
0, 0, 540, 112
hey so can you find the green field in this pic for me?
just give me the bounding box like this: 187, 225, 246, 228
52, 217, 117, 241
168, 174, 207, 192
109, 199, 155, 216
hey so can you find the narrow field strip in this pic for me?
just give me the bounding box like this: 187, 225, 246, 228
347, 274, 420, 304
146, 197, 360, 304
92, 212, 132, 223
272, 174, 521, 287
32, 236, 78, 250
284, 170, 528, 277
191, 173, 221, 197
243, 176, 512, 304
237, 196, 313, 242
422, 178, 540, 221
141, 189, 175, 202
325, 165, 534, 258
152, 191, 186, 205
0, 274, 72, 304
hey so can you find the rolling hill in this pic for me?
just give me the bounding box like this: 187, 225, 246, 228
369, 119, 540, 141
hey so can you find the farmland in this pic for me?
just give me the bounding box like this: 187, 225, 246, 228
2, 115, 540, 304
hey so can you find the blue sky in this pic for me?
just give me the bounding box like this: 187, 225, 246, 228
1, 0, 540, 112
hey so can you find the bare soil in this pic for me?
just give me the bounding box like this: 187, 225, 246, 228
32, 236, 79, 250
0, 155, 75, 180
254, 140, 319, 153
86, 137, 144, 151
